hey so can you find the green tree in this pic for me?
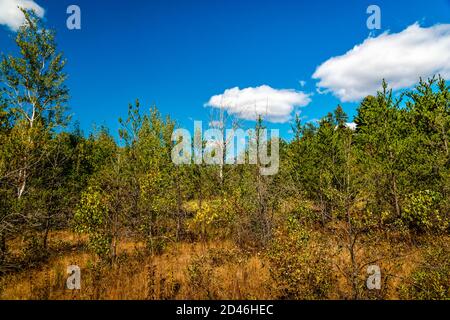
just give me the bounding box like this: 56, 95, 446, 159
0, 9, 69, 262
0, 9, 69, 199
354, 81, 407, 220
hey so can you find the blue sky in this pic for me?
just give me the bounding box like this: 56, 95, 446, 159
0, 0, 449, 139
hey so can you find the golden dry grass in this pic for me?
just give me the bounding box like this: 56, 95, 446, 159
0, 230, 445, 300
0, 234, 270, 300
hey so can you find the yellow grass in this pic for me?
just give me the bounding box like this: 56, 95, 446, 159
0, 234, 270, 300
0, 230, 443, 300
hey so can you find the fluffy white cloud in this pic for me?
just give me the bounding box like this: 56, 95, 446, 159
313, 23, 450, 102
205, 85, 311, 123
0, 0, 44, 31
346, 122, 357, 130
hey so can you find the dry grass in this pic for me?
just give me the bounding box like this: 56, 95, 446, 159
0, 230, 445, 300
0, 234, 270, 300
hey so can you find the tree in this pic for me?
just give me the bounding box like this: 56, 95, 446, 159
354, 81, 407, 220
0, 100, 11, 264
73, 129, 122, 262
0, 9, 69, 263
0, 9, 69, 199
404, 77, 450, 194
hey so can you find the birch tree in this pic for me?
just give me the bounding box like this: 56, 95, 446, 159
0, 9, 69, 199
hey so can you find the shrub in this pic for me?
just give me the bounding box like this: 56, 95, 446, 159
186, 253, 216, 299
401, 190, 449, 233
267, 215, 336, 299
73, 188, 112, 259
400, 243, 450, 300
185, 199, 235, 240
185, 247, 246, 299
289, 200, 321, 226
21, 233, 49, 266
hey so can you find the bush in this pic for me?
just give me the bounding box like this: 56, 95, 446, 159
185, 199, 235, 240
289, 200, 321, 226
73, 188, 112, 259
267, 215, 336, 299
401, 190, 449, 233
185, 247, 246, 299
21, 233, 49, 266
186, 253, 217, 299
400, 242, 450, 300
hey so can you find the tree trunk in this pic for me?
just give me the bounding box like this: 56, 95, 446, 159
43, 218, 50, 250
110, 208, 118, 262
176, 179, 182, 241
392, 175, 401, 218
110, 235, 117, 263
0, 232, 6, 264
346, 210, 360, 300
442, 126, 449, 156
17, 168, 27, 199
198, 181, 203, 210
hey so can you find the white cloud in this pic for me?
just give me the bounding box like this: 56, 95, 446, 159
313, 23, 450, 102
0, 0, 44, 31
346, 122, 357, 130
205, 85, 311, 123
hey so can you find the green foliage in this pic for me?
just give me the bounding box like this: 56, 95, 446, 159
267, 216, 336, 299
185, 198, 235, 240
286, 200, 320, 229
400, 243, 450, 300
0, 9, 71, 264
186, 254, 216, 299
284, 105, 357, 224
120, 102, 182, 251
0, 8, 69, 130
20, 233, 49, 266
402, 190, 449, 233
74, 187, 111, 259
